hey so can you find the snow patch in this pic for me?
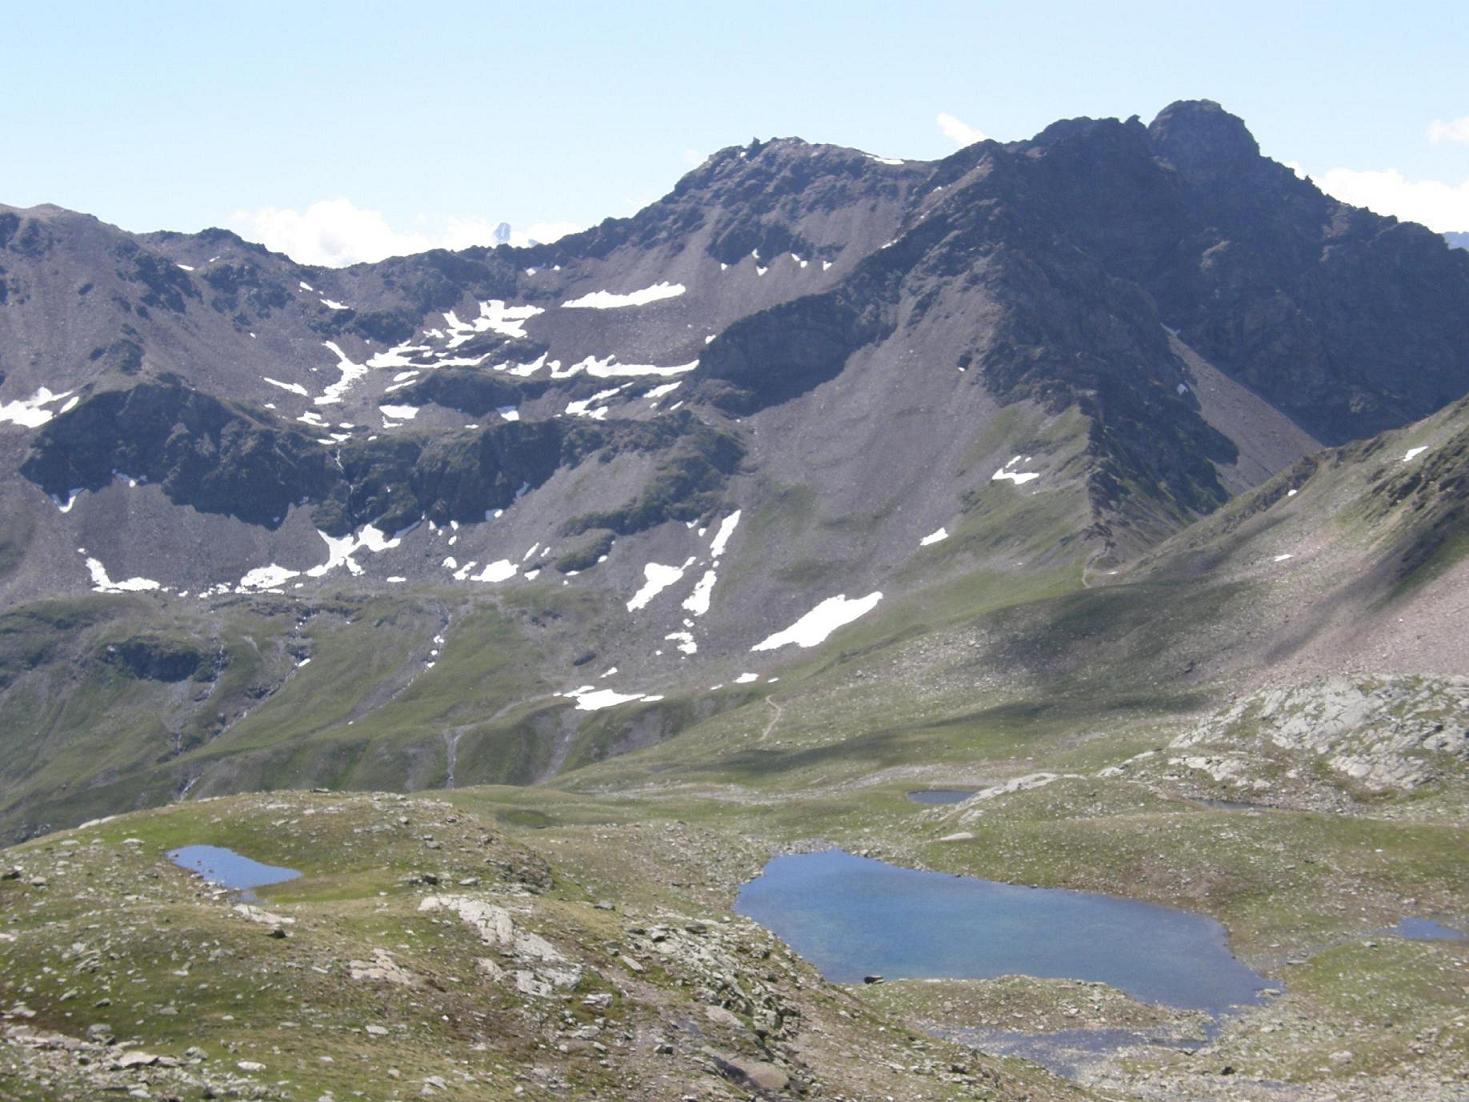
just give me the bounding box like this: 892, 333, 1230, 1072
305, 525, 402, 578
734, 672, 759, 684
665, 631, 697, 655
752, 592, 884, 651
316, 342, 369, 406
992, 455, 1041, 486
238, 564, 301, 591
52, 489, 83, 513
0, 387, 74, 428
628, 560, 693, 611
683, 569, 718, 617
368, 343, 432, 371
552, 355, 697, 380
84, 555, 162, 594
563, 686, 650, 711
561, 281, 685, 309
473, 559, 517, 583
263, 377, 310, 397
709, 510, 741, 558
920, 526, 949, 547
566, 385, 625, 418
506, 353, 548, 377
442, 302, 544, 344
1403, 446, 1429, 462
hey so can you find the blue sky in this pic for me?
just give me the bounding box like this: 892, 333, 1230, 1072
4, 1, 1466, 263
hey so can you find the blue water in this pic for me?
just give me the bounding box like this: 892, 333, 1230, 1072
1395, 916, 1466, 941
907, 789, 977, 805
167, 845, 301, 894
734, 849, 1268, 1014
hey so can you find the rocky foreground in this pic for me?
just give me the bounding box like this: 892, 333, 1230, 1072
0, 790, 1082, 1102
4, 745, 1468, 1102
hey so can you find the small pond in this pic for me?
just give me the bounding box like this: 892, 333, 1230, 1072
907, 788, 977, 805
167, 845, 301, 899
1395, 916, 1466, 941
734, 849, 1268, 1014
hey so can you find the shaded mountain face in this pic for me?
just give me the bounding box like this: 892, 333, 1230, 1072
2, 100, 1469, 836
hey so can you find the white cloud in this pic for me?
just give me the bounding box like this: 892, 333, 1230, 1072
1427, 116, 1469, 145
1315, 167, 1469, 233
937, 111, 987, 147
225, 198, 580, 267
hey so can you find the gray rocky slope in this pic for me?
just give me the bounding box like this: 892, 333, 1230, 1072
2, 99, 1469, 834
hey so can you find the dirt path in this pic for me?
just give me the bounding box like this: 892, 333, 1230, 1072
760, 697, 784, 741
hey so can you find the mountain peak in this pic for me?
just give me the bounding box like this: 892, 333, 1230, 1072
1147, 99, 1260, 179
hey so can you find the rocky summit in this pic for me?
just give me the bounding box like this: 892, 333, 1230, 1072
1, 101, 1467, 1102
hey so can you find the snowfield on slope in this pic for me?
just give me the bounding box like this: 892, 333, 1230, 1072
83, 554, 162, 593
306, 526, 403, 577
562, 685, 665, 711
628, 561, 693, 611
0, 387, 75, 428
920, 526, 949, 546
992, 456, 1041, 485
752, 592, 884, 651
562, 282, 685, 309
